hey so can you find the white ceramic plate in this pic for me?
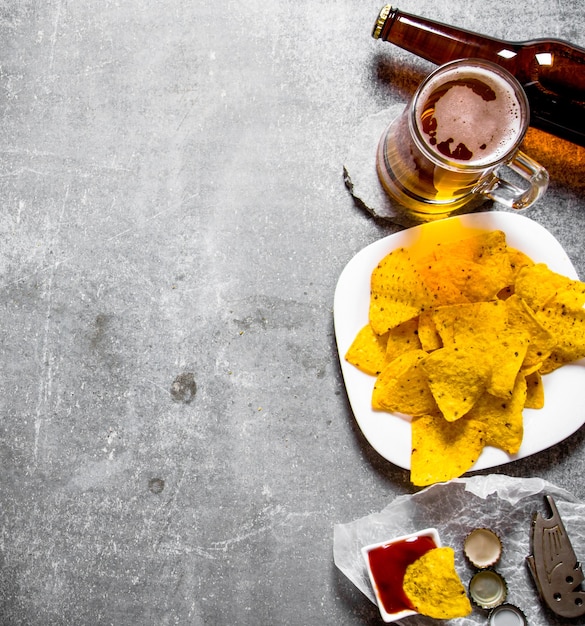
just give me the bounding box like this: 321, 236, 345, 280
334, 211, 585, 471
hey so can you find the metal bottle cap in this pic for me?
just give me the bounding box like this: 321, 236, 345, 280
469, 569, 508, 609
372, 5, 392, 39
488, 603, 528, 625
464, 528, 502, 569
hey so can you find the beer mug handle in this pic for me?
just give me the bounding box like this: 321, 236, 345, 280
482, 151, 549, 210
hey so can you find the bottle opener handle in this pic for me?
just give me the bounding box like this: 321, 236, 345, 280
526, 495, 585, 618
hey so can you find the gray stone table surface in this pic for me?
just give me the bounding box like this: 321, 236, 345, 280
1, 1, 585, 624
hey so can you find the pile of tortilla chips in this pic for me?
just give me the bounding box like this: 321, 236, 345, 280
403, 547, 471, 619
345, 230, 585, 486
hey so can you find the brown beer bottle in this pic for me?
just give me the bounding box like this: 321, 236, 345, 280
372, 5, 585, 147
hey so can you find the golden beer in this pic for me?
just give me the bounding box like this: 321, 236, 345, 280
376, 59, 546, 219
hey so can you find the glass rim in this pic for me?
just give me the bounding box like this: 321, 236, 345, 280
409, 58, 530, 171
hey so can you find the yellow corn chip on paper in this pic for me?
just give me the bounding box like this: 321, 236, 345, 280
403, 547, 472, 619
344, 228, 585, 485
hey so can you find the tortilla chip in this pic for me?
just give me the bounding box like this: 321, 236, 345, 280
536, 304, 585, 366
420, 230, 508, 266
344, 324, 388, 376
498, 249, 530, 298
504, 294, 555, 368
515, 263, 578, 310
416, 258, 470, 307
418, 230, 514, 298
422, 346, 491, 421
373, 351, 438, 416
487, 328, 529, 398
385, 317, 422, 362
432, 300, 507, 348
411, 414, 485, 486
432, 301, 528, 399
467, 374, 527, 454
369, 247, 430, 334
516, 264, 585, 369
372, 351, 424, 411
456, 262, 512, 302
507, 246, 535, 278
430, 259, 507, 302
417, 310, 442, 352
554, 282, 585, 311
403, 547, 472, 619
524, 370, 544, 409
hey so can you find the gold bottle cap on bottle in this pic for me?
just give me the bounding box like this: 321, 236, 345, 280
372, 5, 392, 39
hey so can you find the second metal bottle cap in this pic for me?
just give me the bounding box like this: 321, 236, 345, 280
469, 570, 508, 609
488, 603, 528, 625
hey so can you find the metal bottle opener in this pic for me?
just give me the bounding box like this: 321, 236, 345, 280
527, 495, 585, 618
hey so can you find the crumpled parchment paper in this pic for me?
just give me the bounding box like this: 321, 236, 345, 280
333, 474, 585, 625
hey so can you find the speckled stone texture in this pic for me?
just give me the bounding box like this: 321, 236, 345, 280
1, 1, 585, 624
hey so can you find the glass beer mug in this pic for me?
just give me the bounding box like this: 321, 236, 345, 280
376, 58, 549, 220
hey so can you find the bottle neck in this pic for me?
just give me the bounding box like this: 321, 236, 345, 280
372, 6, 585, 146
373, 6, 514, 67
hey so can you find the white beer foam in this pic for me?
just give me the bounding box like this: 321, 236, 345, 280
416, 65, 523, 166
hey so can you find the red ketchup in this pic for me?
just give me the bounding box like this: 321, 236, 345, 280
367, 535, 437, 615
